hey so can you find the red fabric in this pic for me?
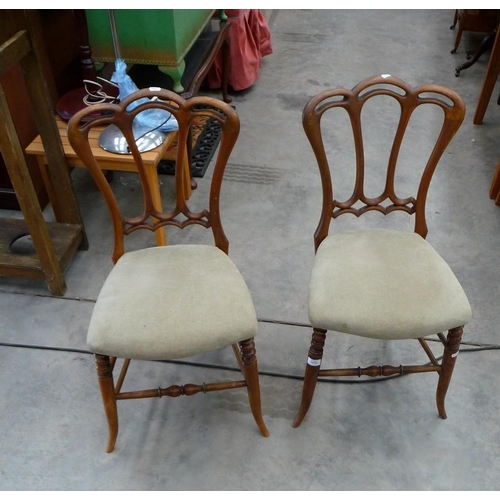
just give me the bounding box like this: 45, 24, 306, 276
206, 9, 273, 91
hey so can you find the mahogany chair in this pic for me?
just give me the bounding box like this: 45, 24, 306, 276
292, 75, 472, 428
67, 89, 269, 452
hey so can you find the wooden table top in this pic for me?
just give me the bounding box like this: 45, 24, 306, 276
26, 116, 175, 172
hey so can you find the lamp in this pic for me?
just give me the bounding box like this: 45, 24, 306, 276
98, 10, 167, 154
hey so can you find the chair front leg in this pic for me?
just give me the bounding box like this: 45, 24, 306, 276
95, 354, 119, 452
292, 327, 327, 428
239, 338, 270, 437
436, 326, 463, 419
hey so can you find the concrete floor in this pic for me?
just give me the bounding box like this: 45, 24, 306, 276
1, 9, 500, 490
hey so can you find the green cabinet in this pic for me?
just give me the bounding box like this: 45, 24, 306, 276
85, 9, 215, 92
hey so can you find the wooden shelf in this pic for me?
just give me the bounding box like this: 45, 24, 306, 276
0, 14, 88, 296
0, 217, 82, 282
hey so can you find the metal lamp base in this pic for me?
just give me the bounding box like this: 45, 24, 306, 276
98, 122, 166, 154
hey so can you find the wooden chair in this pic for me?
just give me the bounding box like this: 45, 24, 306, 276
450, 9, 498, 54
67, 89, 269, 452
292, 75, 472, 428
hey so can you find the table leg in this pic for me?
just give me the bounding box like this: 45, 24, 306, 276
144, 165, 167, 246
491, 159, 500, 204
473, 29, 500, 124
158, 60, 185, 93
181, 147, 192, 201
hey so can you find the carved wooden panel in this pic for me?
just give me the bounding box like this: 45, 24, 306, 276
302, 75, 466, 248
68, 90, 239, 261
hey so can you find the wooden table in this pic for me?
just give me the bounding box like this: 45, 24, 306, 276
489, 159, 500, 204
471, 27, 500, 205
473, 27, 500, 124
26, 116, 190, 246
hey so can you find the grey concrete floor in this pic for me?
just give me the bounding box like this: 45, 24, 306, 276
1, 9, 500, 490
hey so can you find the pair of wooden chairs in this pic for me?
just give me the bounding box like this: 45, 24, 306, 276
67, 75, 471, 452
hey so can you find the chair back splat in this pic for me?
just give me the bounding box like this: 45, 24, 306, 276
293, 75, 471, 429
68, 89, 238, 261
68, 89, 269, 453
303, 74, 466, 249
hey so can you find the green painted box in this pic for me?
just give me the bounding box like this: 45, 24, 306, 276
85, 9, 215, 92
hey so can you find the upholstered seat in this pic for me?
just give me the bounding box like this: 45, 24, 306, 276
309, 229, 472, 340
88, 245, 258, 360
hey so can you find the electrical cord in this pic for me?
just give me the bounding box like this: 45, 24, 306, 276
1, 334, 499, 385
131, 110, 173, 144
1, 286, 498, 385
83, 77, 119, 106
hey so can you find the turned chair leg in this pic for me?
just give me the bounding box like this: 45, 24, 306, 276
239, 338, 270, 437
95, 354, 119, 453
436, 326, 464, 419
292, 328, 327, 428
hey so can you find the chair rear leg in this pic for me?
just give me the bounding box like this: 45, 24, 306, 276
436, 326, 463, 419
95, 354, 119, 452
231, 343, 245, 373
292, 328, 327, 428
239, 338, 270, 437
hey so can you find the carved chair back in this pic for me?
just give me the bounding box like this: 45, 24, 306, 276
302, 75, 466, 250
68, 89, 239, 262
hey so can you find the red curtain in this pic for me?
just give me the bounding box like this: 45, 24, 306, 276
206, 9, 273, 91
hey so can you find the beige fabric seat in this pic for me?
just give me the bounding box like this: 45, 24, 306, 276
88, 245, 258, 360
309, 229, 472, 340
